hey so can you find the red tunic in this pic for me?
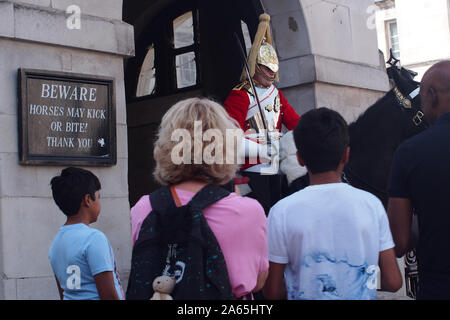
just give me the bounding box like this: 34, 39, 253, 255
224, 86, 300, 170
224, 87, 300, 132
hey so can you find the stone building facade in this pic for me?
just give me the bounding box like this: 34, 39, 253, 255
375, 0, 450, 80
0, 0, 399, 299
0, 0, 134, 299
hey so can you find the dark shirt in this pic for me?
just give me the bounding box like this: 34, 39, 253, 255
388, 111, 450, 300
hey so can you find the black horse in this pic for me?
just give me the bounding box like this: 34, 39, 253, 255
287, 63, 428, 208
343, 64, 428, 207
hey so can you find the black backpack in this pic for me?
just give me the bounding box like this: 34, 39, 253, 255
126, 184, 234, 300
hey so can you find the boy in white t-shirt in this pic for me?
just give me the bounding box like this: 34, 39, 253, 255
263, 108, 402, 300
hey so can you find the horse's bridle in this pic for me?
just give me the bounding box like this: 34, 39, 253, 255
392, 86, 427, 128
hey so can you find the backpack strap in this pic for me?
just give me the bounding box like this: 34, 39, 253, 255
149, 186, 177, 213
188, 184, 231, 211
149, 185, 230, 211
170, 186, 182, 207
139, 184, 230, 247
133, 186, 176, 249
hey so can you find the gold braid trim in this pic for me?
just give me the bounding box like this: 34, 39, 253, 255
232, 80, 253, 96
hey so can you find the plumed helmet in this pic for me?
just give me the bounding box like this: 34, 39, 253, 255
240, 13, 279, 82
257, 42, 279, 73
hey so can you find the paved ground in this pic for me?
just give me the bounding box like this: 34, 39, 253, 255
376, 257, 414, 300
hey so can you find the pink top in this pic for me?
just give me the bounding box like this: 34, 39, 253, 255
130, 189, 269, 298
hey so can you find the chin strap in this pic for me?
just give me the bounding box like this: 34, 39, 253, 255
255, 64, 275, 83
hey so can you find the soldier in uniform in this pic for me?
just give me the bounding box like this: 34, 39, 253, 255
224, 13, 300, 214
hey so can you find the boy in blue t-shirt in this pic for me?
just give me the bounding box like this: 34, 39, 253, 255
48, 167, 124, 300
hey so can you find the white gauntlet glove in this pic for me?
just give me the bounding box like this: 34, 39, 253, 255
239, 137, 278, 164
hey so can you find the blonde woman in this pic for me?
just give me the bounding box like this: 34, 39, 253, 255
129, 97, 268, 299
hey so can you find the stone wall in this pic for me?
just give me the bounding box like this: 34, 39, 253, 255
376, 0, 450, 80
262, 0, 390, 123
0, 0, 134, 299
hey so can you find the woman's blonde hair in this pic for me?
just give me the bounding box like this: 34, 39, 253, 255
153, 97, 241, 186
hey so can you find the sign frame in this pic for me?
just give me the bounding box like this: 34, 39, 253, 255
18, 68, 117, 166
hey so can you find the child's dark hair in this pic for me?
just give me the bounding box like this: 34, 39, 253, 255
50, 167, 101, 216
293, 107, 349, 174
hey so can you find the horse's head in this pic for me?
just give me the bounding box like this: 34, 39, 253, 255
345, 66, 428, 207
387, 65, 428, 134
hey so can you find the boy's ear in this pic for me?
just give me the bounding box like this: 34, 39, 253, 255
341, 147, 350, 165
296, 151, 306, 167
81, 194, 92, 207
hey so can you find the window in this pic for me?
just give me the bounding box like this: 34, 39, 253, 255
136, 45, 156, 97
173, 12, 198, 89
176, 52, 196, 89
174, 12, 194, 48
135, 9, 200, 98
387, 20, 400, 60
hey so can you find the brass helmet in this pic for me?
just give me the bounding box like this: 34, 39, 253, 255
240, 13, 279, 82
257, 41, 279, 73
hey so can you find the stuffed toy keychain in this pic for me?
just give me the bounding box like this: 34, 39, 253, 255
150, 275, 176, 300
